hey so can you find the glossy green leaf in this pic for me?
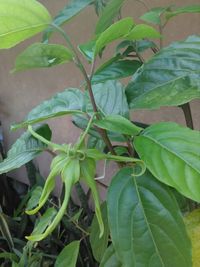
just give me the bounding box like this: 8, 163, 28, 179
94, 115, 142, 136
12, 89, 84, 130
55, 241, 80, 267
107, 168, 192, 267
166, 5, 200, 20
126, 35, 200, 110
90, 202, 109, 262
134, 122, 200, 201
0, 0, 51, 49
116, 40, 157, 55
126, 24, 160, 40
100, 245, 122, 267
43, 0, 93, 41
95, 18, 134, 56
92, 58, 142, 83
88, 80, 129, 118
13, 43, 73, 72
95, 0, 126, 34
140, 7, 171, 25
0, 124, 51, 174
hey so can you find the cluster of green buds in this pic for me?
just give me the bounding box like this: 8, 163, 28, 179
25, 116, 145, 242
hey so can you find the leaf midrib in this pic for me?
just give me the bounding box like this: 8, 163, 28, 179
133, 177, 165, 267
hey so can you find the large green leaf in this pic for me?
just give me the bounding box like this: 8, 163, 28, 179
0, 0, 51, 49
95, 0, 126, 34
134, 122, 200, 201
90, 202, 109, 262
43, 0, 93, 41
55, 241, 80, 267
126, 35, 200, 110
12, 89, 84, 130
88, 80, 129, 117
95, 17, 134, 56
92, 57, 141, 83
107, 168, 192, 267
13, 43, 73, 72
0, 124, 51, 174
100, 245, 122, 267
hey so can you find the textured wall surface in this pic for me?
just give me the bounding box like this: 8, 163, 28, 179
0, 0, 199, 189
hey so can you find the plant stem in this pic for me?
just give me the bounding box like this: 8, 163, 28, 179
51, 24, 116, 156
180, 103, 194, 129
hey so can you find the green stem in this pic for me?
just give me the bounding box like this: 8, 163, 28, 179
51, 24, 116, 156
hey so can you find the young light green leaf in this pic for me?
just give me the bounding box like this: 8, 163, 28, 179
80, 158, 104, 237
100, 245, 122, 267
43, 0, 93, 41
13, 43, 73, 72
12, 89, 84, 130
95, 0, 126, 34
125, 24, 161, 40
134, 122, 200, 202
26, 186, 43, 211
92, 58, 142, 83
55, 241, 80, 267
0, 0, 51, 49
95, 18, 134, 56
94, 115, 143, 136
108, 168, 192, 267
166, 5, 200, 20
140, 7, 170, 25
78, 39, 96, 62
90, 202, 109, 263
126, 35, 200, 110
0, 124, 51, 175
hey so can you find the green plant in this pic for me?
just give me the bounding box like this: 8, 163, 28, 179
0, 0, 200, 266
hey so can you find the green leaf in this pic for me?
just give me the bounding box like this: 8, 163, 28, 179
88, 80, 129, 117
78, 39, 96, 62
134, 122, 200, 202
90, 202, 109, 262
95, 0, 126, 34
0, 252, 18, 263
95, 18, 134, 56
100, 245, 122, 267
0, 124, 51, 175
94, 115, 142, 136
125, 24, 160, 40
0, 212, 14, 250
43, 0, 93, 42
55, 241, 80, 267
0, 0, 51, 49
12, 89, 84, 130
140, 7, 171, 25
166, 5, 200, 20
92, 58, 142, 83
13, 43, 73, 72
126, 35, 200, 110
107, 168, 192, 267
26, 186, 43, 211
31, 208, 57, 236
